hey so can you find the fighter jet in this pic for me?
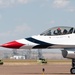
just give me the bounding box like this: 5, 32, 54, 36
1, 26, 75, 74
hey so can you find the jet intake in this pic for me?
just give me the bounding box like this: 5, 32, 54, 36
62, 50, 75, 59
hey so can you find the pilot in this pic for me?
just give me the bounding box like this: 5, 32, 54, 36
57, 28, 62, 35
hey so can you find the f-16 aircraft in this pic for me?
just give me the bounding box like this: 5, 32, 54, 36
1, 26, 75, 74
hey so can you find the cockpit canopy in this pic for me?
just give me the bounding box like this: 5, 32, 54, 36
40, 26, 75, 36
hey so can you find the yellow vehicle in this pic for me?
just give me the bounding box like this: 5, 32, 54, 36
0, 60, 3, 65
38, 58, 47, 64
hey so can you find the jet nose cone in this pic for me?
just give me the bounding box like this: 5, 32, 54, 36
1, 41, 24, 49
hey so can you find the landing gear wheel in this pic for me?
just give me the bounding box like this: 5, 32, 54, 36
70, 68, 75, 74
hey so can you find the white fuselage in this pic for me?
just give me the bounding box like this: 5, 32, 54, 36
16, 33, 75, 49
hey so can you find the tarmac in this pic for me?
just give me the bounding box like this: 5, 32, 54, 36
0, 60, 72, 75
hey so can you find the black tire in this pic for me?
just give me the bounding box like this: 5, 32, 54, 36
70, 68, 75, 74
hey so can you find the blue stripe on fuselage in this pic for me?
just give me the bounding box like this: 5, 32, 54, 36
25, 37, 53, 48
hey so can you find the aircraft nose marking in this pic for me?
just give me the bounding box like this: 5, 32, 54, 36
1, 41, 25, 49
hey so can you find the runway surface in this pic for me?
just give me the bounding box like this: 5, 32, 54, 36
0, 62, 72, 75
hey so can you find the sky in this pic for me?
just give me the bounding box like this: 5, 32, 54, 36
0, 0, 75, 49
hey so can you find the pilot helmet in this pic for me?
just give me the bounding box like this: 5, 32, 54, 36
57, 28, 61, 30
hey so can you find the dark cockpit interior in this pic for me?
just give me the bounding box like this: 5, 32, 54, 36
40, 26, 75, 36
